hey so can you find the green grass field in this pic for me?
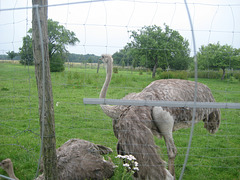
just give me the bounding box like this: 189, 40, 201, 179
0, 62, 239, 180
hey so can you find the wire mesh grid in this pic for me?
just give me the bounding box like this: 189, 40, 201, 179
0, 0, 240, 179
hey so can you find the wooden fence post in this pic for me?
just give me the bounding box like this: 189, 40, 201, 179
32, 0, 58, 179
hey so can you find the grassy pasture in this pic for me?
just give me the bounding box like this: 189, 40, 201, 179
0, 62, 239, 180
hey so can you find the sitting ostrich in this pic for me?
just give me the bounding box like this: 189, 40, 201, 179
1, 139, 115, 180
99, 54, 220, 179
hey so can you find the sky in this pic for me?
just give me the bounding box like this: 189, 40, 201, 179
0, 0, 240, 56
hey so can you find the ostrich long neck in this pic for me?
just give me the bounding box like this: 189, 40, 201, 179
99, 58, 119, 119
100, 60, 112, 99
6, 165, 19, 180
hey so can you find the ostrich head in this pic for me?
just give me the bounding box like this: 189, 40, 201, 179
100, 54, 113, 65
0, 158, 19, 180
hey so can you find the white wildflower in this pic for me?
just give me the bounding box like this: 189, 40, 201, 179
116, 155, 122, 159
56, 102, 60, 107
133, 167, 139, 171
134, 161, 138, 167
127, 155, 136, 161
123, 163, 130, 167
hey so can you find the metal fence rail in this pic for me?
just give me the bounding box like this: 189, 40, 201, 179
83, 98, 240, 109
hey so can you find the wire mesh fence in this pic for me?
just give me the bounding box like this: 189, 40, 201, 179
0, 0, 240, 180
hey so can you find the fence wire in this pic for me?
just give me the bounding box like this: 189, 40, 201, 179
0, 1, 240, 180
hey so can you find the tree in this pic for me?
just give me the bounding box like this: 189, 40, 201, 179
32, 0, 58, 179
19, 34, 34, 65
19, 19, 79, 71
87, 58, 93, 63
127, 25, 191, 78
47, 19, 79, 62
197, 42, 240, 80
112, 47, 134, 66
6, 51, 17, 60
112, 50, 124, 65
50, 52, 66, 72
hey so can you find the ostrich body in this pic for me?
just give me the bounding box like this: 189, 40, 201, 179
99, 54, 220, 179
1, 139, 114, 180
37, 138, 115, 180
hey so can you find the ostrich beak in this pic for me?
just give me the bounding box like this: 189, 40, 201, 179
0, 160, 4, 168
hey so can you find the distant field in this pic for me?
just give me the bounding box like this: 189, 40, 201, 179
0, 62, 239, 179
0, 60, 20, 64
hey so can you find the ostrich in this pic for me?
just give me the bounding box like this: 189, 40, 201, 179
99, 54, 220, 179
0, 158, 19, 180
1, 139, 115, 180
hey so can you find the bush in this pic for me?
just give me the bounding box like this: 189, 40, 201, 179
113, 67, 118, 73
233, 71, 240, 81
73, 72, 80, 79
156, 68, 163, 75
199, 71, 221, 79
188, 70, 222, 79
50, 53, 65, 72
228, 76, 239, 83
158, 71, 188, 80
159, 71, 173, 79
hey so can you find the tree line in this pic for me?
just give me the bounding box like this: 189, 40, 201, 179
113, 24, 192, 78
2, 52, 100, 64
4, 19, 240, 79
112, 24, 240, 78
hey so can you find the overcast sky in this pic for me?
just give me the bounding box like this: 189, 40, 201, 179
0, 0, 239, 56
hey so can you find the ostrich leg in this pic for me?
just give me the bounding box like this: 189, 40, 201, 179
152, 106, 177, 177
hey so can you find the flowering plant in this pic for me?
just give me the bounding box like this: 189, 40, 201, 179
115, 154, 139, 179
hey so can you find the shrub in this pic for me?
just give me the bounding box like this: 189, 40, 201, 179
159, 71, 173, 79
1, 87, 9, 91
67, 71, 72, 80
113, 67, 118, 73
233, 71, 240, 81
228, 76, 239, 83
156, 67, 163, 75
158, 71, 187, 80
177, 71, 188, 79
73, 72, 80, 79
188, 70, 222, 79
203, 71, 221, 79
50, 53, 65, 72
